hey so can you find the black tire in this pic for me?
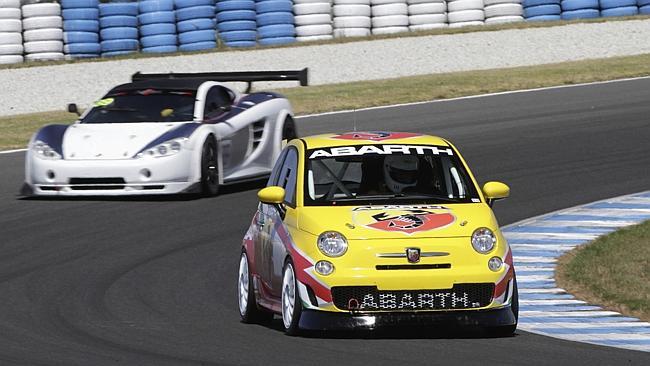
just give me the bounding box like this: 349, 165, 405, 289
238, 252, 274, 324
282, 117, 298, 142
200, 137, 219, 196
281, 260, 302, 336
487, 275, 518, 337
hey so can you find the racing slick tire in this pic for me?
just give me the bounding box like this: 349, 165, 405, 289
281, 260, 303, 335
238, 252, 274, 324
282, 117, 298, 142
486, 275, 518, 337
200, 136, 220, 196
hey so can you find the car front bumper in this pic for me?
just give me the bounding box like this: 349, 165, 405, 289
25, 150, 198, 196
298, 306, 517, 331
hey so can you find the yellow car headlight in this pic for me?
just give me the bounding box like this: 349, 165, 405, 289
471, 227, 496, 254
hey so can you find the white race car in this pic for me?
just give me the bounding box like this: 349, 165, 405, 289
22, 69, 307, 196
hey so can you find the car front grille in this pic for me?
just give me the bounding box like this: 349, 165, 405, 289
331, 283, 494, 312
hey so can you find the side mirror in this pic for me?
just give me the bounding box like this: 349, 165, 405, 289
67, 103, 80, 116
482, 181, 510, 206
258, 186, 285, 204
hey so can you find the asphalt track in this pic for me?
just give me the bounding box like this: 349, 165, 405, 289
1, 78, 650, 366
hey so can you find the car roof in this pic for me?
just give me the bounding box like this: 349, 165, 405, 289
300, 132, 451, 149
107, 78, 214, 94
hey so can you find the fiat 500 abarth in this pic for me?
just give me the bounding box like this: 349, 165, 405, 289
238, 131, 517, 335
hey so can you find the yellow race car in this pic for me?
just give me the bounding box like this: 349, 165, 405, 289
238, 131, 517, 335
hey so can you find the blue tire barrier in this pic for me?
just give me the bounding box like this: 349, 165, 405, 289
217, 20, 256, 32
64, 31, 99, 43
102, 50, 137, 57
142, 45, 178, 53
100, 27, 139, 41
61, 0, 100, 9
174, 0, 215, 8
639, 0, 650, 6
526, 14, 562, 20
140, 34, 177, 48
138, 11, 176, 25
177, 18, 216, 32
140, 23, 177, 36
139, 0, 175, 13
62, 8, 100, 20
101, 39, 139, 52
176, 6, 216, 21
99, 15, 138, 28
256, 0, 293, 14
522, 0, 560, 6
524, 4, 561, 16
216, 10, 256, 22
219, 30, 257, 42
258, 37, 295, 46
179, 29, 215, 43
98, 3, 139, 17
599, 0, 637, 8
601, 6, 638, 16
561, 8, 600, 18
64, 42, 101, 54
216, 0, 256, 12
641, 5, 650, 14
256, 11, 293, 27
63, 19, 99, 32
179, 41, 217, 51
257, 24, 294, 39
561, 0, 599, 10
222, 40, 256, 47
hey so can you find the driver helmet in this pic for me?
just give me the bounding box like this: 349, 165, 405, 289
383, 155, 419, 193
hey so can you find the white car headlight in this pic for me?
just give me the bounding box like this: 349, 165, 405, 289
471, 227, 496, 254
317, 231, 348, 257
137, 138, 186, 158
32, 140, 62, 160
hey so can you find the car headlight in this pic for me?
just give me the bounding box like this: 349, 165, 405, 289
471, 227, 496, 254
136, 138, 186, 158
317, 231, 348, 257
32, 140, 62, 160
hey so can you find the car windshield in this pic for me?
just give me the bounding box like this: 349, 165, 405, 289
304, 144, 480, 206
81, 90, 195, 123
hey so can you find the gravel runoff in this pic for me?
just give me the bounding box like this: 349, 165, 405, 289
2, 19, 650, 117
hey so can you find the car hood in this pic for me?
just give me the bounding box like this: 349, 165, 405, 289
62, 122, 184, 160
297, 204, 497, 240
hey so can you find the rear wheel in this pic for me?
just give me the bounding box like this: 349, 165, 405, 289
200, 137, 219, 196
281, 117, 297, 142
281, 260, 302, 335
238, 252, 274, 323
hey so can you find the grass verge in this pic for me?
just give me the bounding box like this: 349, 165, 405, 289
556, 220, 650, 322
2, 52, 650, 151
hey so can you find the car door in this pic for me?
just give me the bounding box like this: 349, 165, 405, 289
255, 146, 299, 297
254, 148, 287, 293
203, 86, 249, 174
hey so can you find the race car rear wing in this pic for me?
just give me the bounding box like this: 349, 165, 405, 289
131, 68, 309, 93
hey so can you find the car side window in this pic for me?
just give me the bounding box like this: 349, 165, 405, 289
276, 147, 298, 207
267, 149, 288, 187
203, 86, 233, 118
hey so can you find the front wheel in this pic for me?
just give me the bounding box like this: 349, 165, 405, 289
200, 137, 219, 196
486, 276, 518, 337
281, 260, 302, 335
238, 252, 273, 324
